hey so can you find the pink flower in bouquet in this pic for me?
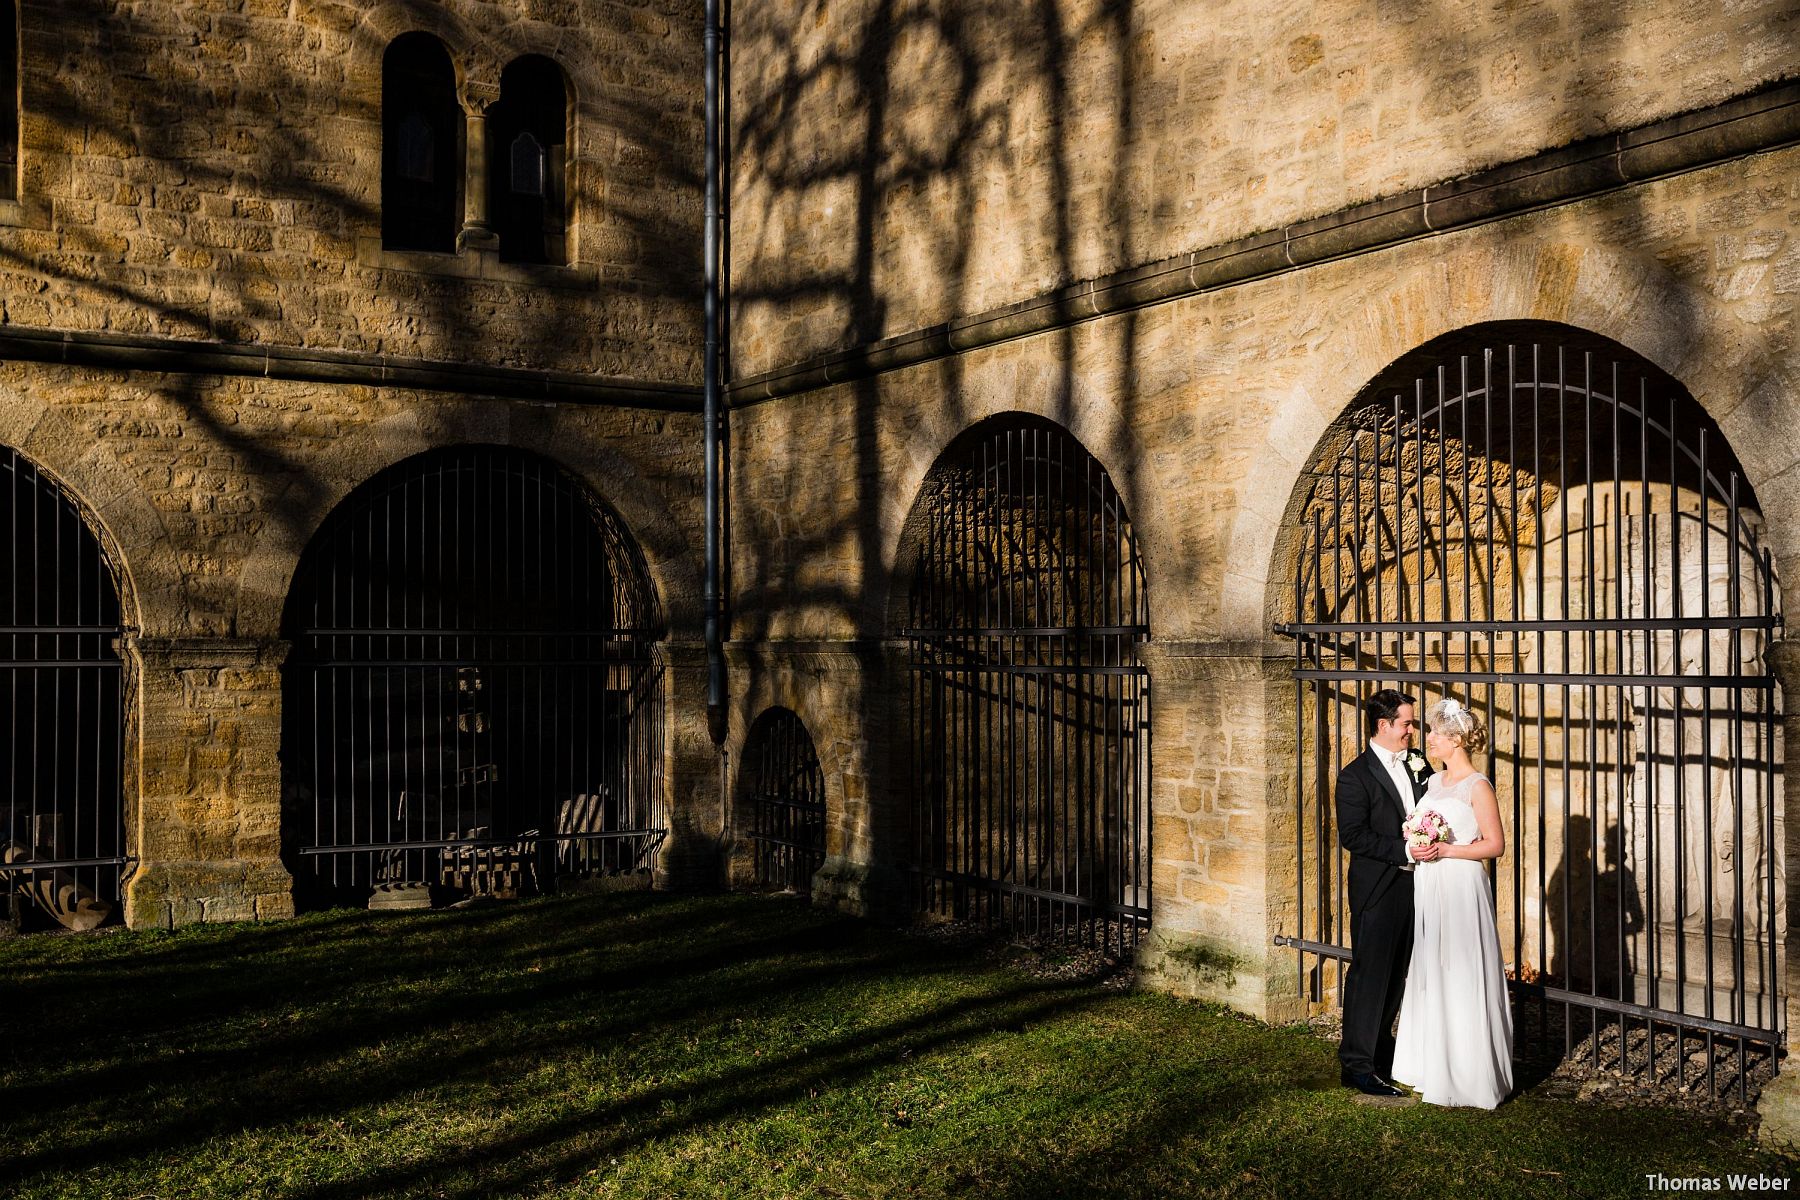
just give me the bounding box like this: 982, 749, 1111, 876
1404, 808, 1452, 851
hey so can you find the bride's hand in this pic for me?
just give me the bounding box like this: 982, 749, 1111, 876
1413, 842, 1444, 862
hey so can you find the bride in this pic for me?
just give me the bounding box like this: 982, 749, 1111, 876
1389, 697, 1514, 1109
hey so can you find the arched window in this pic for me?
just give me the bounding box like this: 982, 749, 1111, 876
488, 56, 568, 265
381, 33, 460, 253
1, 0, 18, 201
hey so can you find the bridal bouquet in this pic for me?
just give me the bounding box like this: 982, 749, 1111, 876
1404, 808, 1452, 851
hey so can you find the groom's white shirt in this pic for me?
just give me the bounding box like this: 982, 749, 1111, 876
1370, 741, 1422, 867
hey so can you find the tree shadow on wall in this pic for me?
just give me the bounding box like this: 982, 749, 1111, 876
726, 0, 1154, 906
6, 0, 701, 634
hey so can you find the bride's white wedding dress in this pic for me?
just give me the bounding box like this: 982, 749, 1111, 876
1390, 770, 1514, 1109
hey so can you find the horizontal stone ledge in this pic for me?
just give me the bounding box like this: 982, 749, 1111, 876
725, 637, 908, 666
731, 79, 1800, 407
726, 636, 901, 651
721, 636, 1296, 675
1139, 640, 1296, 683
129, 635, 290, 669
0, 326, 703, 411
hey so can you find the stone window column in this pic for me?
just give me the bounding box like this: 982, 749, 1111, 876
457, 83, 500, 253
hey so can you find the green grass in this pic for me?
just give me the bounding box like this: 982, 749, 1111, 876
1, 891, 1791, 1199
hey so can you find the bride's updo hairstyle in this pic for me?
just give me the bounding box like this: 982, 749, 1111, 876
1427, 697, 1488, 755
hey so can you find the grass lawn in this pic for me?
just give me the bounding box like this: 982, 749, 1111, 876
1, 891, 1792, 1199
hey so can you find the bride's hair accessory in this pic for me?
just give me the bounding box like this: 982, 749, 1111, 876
1426, 697, 1488, 755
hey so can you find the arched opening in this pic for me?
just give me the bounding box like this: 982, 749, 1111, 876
381, 32, 461, 253
488, 55, 568, 265
902, 414, 1150, 951
742, 707, 826, 895
0, 446, 126, 931
281, 446, 664, 910
1275, 321, 1784, 1098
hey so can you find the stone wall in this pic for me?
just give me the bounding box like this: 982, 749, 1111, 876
725, 138, 1800, 1021
729, 0, 1799, 376
0, 0, 708, 928
4, 364, 706, 928
9, 0, 699, 378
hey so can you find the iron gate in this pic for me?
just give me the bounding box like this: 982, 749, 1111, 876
1274, 328, 1784, 1098
282, 446, 664, 905
746, 707, 826, 893
0, 447, 127, 928
904, 415, 1150, 951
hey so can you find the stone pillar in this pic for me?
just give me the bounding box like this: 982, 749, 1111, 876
1132, 638, 1303, 1023
653, 638, 725, 890
123, 636, 295, 929
457, 85, 500, 254
1753, 637, 1800, 1145
808, 638, 910, 922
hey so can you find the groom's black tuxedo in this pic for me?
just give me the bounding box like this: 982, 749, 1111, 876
1337, 746, 1429, 1080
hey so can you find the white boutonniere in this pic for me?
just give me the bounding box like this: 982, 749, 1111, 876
1403, 750, 1430, 781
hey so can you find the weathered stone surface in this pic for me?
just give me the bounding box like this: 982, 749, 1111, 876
5, 0, 700, 381
730, 0, 1800, 378
2, 1, 706, 931
725, 137, 1800, 1046
10, 8, 1800, 1141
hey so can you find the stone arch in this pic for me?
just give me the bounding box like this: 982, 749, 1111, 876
1266, 312, 1786, 1082
0, 440, 136, 922
722, 638, 890, 909
872, 362, 1168, 639
0, 381, 168, 636
733, 705, 828, 893
279, 442, 667, 908
348, 5, 476, 117
381, 31, 463, 254
1226, 239, 1800, 644
233, 403, 699, 641
490, 53, 575, 264
892, 408, 1152, 948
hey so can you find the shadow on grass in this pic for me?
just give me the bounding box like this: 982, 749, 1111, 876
1, 891, 1107, 1191
2, 891, 1788, 1200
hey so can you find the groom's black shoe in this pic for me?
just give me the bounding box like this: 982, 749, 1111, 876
1340, 1070, 1405, 1097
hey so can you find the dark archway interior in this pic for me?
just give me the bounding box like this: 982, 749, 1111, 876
743, 706, 826, 895
490, 54, 570, 265
381, 32, 462, 253
279, 445, 664, 911
0, 446, 126, 927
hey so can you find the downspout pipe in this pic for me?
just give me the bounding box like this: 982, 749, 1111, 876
703, 0, 727, 746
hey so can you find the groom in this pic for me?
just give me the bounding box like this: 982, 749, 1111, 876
1337, 687, 1440, 1097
